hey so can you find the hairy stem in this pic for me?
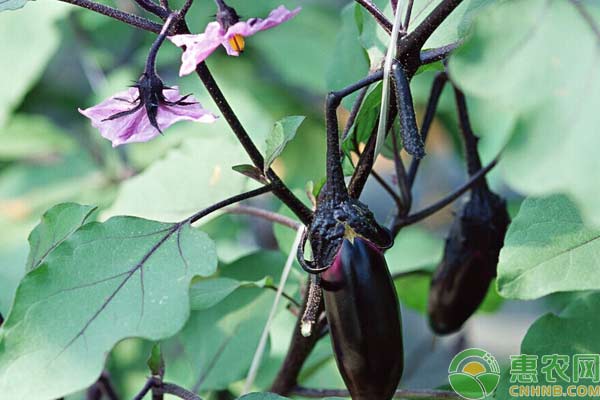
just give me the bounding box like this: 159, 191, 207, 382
194, 62, 313, 225
354, 0, 392, 33
59, 0, 162, 33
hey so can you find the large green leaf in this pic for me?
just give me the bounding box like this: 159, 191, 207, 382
104, 134, 250, 222
190, 276, 272, 310
449, 0, 600, 225
0, 213, 217, 399
497, 195, 600, 300
0, 2, 67, 124
494, 291, 600, 400
26, 202, 96, 272
162, 251, 288, 392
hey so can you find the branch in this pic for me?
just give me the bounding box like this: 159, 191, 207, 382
187, 185, 274, 224
133, 0, 169, 19
420, 41, 461, 64
226, 205, 301, 230
194, 62, 313, 226
158, 383, 202, 400
291, 386, 461, 399
394, 155, 498, 230
354, 0, 392, 33
59, 0, 162, 33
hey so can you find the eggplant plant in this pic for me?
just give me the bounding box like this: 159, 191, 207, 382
0, 0, 598, 399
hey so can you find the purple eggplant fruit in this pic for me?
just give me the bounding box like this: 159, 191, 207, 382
428, 187, 510, 335
322, 237, 403, 400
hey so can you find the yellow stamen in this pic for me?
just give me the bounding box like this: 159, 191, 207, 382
228, 34, 245, 53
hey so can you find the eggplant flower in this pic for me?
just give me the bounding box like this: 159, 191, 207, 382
79, 74, 217, 147
169, 5, 301, 76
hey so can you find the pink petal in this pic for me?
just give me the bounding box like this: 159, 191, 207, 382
159, 87, 218, 125
169, 22, 226, 76
226, 6, 301, 38
79, 87, 217, 147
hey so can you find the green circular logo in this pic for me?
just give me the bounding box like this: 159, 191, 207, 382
448, 348, 501, 400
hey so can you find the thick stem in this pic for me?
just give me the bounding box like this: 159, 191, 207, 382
194, 62, 313, 225
453, 87, 484, 176
59, 0, 162, 33
270, 288, 325, 395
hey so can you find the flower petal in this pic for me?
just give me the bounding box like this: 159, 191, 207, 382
225, 5, 301, 38
169, 22, 225, 76
159, 87, 218, 126
79, 87, 216, 147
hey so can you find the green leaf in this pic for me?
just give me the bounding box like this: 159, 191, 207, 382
0, 2, 67, 124
0, 215, 217, 399
263, 116, 305, 174
190, 276, 273, 310
105, 134, 250, 223
0, 115, 75, 160
497, 195, 600, 300
449, 0, 600, 226
232, 164, 269, 185
494, 291, 600, 400
162, 251, 287, 392
25, 202, 96, 272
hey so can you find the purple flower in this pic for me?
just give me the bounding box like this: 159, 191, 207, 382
79, 83, 216, 147
169, 5, 301, 76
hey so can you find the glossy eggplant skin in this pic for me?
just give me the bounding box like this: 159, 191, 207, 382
322, 237, 403, 400
428, 188, 510, 335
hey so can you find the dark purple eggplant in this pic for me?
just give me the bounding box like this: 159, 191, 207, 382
428, 187, 510, 335
322, 237, 403, 400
